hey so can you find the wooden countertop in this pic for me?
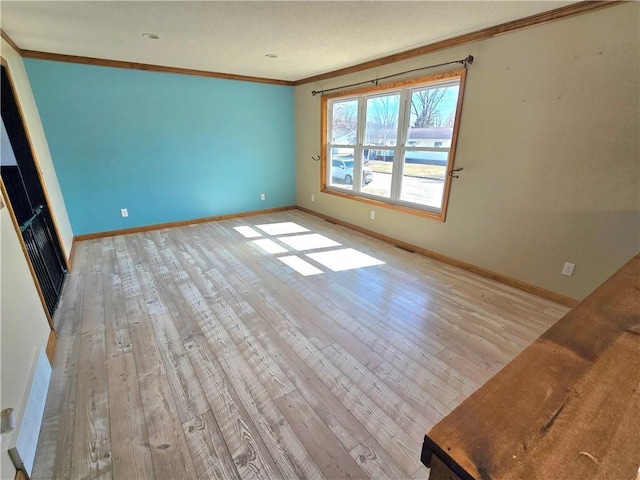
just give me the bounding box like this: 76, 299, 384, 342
421, 254, 640, 480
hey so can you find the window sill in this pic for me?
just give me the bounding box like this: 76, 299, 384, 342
321, 186, 446, 221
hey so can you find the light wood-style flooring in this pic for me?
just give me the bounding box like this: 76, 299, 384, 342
32, 210, 569, 480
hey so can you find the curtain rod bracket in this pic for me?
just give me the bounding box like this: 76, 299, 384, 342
448, 167, 464, 179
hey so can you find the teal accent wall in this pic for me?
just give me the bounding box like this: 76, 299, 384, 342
24, 60, 295, 235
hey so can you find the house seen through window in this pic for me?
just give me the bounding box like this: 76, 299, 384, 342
321, 69, 467, 220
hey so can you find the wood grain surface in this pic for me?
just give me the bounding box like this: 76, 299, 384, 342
423, 254, 640, 480
33, 210, 568, 479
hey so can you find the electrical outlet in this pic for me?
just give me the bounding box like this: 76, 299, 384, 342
370, 210, 375, 220
311, 194, 315, 202
120, 208, 128, 218
260, 193, 266, 201
562, 262, 575, 277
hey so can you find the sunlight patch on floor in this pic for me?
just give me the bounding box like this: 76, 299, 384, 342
236, 221, 384, 276
255, 222, 309, 236
234, 226, 263, 238
278, 255, 324, 276
306, 248, 384, 272
278, 233, 341, 251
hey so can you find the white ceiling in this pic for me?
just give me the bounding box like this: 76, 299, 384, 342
1, 1, 576, 82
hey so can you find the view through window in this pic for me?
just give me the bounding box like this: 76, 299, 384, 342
322, 69, 467, 220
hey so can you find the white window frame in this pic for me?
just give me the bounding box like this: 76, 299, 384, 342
320, 68, 467, 221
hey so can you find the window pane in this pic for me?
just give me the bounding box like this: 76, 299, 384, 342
399, 151, 448, 209
361, 149, 393, 198
407, 85, 459, 147
365, 94, 400, 147
331, 99, 358, 144
329, 148, 355, 190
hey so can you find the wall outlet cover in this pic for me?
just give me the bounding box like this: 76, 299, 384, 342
562, 262, 575, 276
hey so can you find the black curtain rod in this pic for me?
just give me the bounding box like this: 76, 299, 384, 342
311, 55, 474, 96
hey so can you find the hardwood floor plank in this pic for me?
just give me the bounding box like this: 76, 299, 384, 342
279, 327, 417, 475
412, 463, 432, 480
106, 353, 155, 480
350, 436, 413, 480
126, 235, 166, 317
137, 370, 198, 479
278, 266, 449, 359
275, 390, 368, 480
215, 348, 324, 480
70, 235, 90, 276
386, 345, 477, 402
70, 327, 112, 480
80, 274, 104, 335
103, 238, 132, 358
183, 411, 241, 480
100, 238, 115, 276
178, 279, 324, 479
253, 328, 372, 452
365, 322, 474, 395
322, 342, 434, 442
372, 361, 449, 420
87, 239, 104, 275
127, 238, 209, 423
193, 223, 335, 350
326, 270, 509, 375
54, 253, 86, 335
32, 334, 80, 479
126, 295, 166, 379
128, 310, 199, 478
241, 256, 387, 370
144, 242, 203, 342
311, 304, 470, 407
103, 278, 132, 359
218, 308, 297, 401
184, 335, 282, 480
226, 296, 372, 452
147, 310, 208, 424
215, 223, 384, 368
196, 270, 296, 400
113, 235, 142, 300
158, 237, 296, 401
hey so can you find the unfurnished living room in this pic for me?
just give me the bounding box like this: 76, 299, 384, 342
0, 2, 638, 480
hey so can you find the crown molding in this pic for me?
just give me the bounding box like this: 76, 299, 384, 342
20, 50, 294, 86
1, 29, 22, 56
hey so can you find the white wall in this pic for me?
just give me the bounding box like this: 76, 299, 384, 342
295, 3, 640, 301
0, 39, 74, 480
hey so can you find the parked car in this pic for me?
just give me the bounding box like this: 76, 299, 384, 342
331, 158, 373, 186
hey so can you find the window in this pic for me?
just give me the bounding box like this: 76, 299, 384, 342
321, 69, 467, 221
